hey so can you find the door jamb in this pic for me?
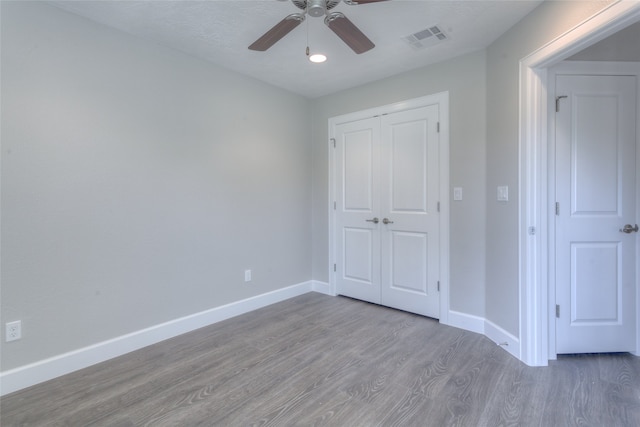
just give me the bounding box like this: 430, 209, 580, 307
328, 92, 450, 323
519, 1, 640, 366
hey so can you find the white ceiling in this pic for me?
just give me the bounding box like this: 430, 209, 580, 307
50, 0, 543, 98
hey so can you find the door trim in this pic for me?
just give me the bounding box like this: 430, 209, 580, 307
519, 2, 640, 366
328, 92, 450, 323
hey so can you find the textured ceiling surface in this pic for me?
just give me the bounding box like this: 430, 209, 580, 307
50, 0, 544, 98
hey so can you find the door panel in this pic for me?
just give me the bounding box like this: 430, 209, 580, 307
390, 231, 428, 293
343, 228, 375, 283
571, 242, 620, 322
381, 107, 440, 317
390, 120, 428, 212
344, 129, 374, 211
555, 74, 637, 354
335, 118, 381, 304
572, 93, 619, 214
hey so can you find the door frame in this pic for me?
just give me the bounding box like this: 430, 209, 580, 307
519, 1, 640, 366
547, 61, 640, 356
328, 92, 450, 323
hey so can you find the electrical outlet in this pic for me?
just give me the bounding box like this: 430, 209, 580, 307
6, 320, 21, 342
244, 269, 252, 282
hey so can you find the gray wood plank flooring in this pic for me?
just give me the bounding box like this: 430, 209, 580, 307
2, 293, 640, 426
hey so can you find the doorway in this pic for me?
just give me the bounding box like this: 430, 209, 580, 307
519, 3, 640, 366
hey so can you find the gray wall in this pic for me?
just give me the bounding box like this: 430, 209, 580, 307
311, 51, 487, 318
1, 1, 311, 370
485, 0, 615, 336
1, 0, 621, 376
569, 21, 640, 61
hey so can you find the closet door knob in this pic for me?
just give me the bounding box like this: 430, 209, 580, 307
382, 218, 394, 224
620, 224, 639, 233
366, 217, 379, 224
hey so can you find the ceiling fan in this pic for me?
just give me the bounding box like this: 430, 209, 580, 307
248, 0, 388, 54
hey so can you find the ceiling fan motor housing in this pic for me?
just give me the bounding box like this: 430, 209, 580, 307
293, 0, 341, 17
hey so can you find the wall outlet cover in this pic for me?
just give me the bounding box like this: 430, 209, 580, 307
6, 320, 22, 342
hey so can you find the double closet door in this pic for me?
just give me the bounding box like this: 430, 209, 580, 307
333, 105, 441, 318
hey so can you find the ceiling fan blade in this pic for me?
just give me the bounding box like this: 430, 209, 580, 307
325, 12, 374, 54
344, 0, 389, 4
248, 14, 305, 51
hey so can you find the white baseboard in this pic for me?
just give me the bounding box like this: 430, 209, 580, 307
484, 319, 521, 360
311, 280, 333, 296
443, 311, 520, 360
445, 310, 485, 335
0, 281, 313, 396
1, 283, 526, 396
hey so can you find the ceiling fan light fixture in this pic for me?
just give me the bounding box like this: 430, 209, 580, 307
306, 45, 327, 63
309, 53, 327, 63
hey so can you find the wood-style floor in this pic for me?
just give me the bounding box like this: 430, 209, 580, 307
2, 293, 640, 426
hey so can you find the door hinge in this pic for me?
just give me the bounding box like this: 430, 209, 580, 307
437, 281, 440, 292
437, 122, 440, 133
555, 95, 568, 113
555, 202, 560, 216
437, 201, 440, 212
334, 201, 336, 210
556, 304, 560, 318
330, 138, 336, 148
334, 263, 336, 272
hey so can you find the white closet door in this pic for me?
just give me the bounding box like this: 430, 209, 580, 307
334, 105, 441, 318
334, 117, 381, 304
380, 106, 440, 318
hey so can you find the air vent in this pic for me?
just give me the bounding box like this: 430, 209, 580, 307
403, 25, 449, 49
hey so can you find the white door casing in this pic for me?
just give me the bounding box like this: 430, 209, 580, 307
554, 72, 637, 354
329, 93, 449, 321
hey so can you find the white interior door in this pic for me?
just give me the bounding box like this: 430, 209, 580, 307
334, 117, 381, 304
555, 73, 638, 354
380, 107, 440, 317
334, 106, 440, 318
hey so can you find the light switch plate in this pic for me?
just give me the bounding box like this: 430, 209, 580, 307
497, 186, 509, 202
453, 187, 463, 201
